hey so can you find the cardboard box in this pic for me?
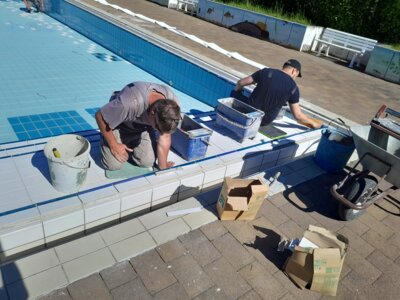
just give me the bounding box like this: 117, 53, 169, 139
284, 225, 349, 296
216, 177, 268, 220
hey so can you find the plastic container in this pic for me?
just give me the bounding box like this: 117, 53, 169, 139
216, 97, 264, 126
314, 129, 355, 173
215, 98, 264, 142
172, 115, 213, 161
44, 134, 91, 193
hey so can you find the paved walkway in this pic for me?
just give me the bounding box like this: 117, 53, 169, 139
81, 0, 400, 124
12, 1, 400, 299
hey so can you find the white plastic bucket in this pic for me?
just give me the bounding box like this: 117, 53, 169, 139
44, 134, 91, 193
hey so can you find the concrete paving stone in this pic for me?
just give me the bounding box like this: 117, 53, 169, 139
343, 248, 382, 284
356, 270, 400, 300
179, 228, 208, 245
337, 227, 375, 258
281, 189, 315, 210
279, 203, 319, 230
381, 213, 400, 233
62, 248, 116, 283
292, 181, 315, 196
308, 210, 344, 233
156, 239, 187, 263
366, 250, 400, 282
277, 220, 305, 240
278, 293, 296, 300
168, 254, 213, 298
7, 266, 67, 300
258, 201, 290, 227
239, 261, 286, 300
182, 237, 221, 267
67, 274, 112, 300
319, 284, 359, 300
182, 205, 219, 230
268, 192, 289, 208
99, 218, 146, 246
110, 277, 153, 300
2, 248, 60, 285
222, 220, 257, 243
358, 213, 394, 239
55, 233, 106, 263
390, 232, 400, 249
272, 271, 322, 300
200, 220, 228, 241
341, 218, 369, 237
108, 231, 156, 262
99, 261, 137, 291
130, 249, 177, 294
149, 218, 191, 245
203, 257, 251, 299
153, 282, 190, 300
192, 286, 230, 300
212, 233, 254, 271
340, 270, 371, 298
367, 204, 390, 221
237, 289, 263, 300
38, 288, 71, 300
362, 229, 399, 261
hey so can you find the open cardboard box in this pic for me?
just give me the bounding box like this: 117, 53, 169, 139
216, 177, 269, 220
283, 225, 349, 296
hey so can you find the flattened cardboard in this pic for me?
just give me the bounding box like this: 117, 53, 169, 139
216, 177, 268, 220
284, 225, 349, 296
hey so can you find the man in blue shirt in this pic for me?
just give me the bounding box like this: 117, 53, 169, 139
234, 59, 322, 128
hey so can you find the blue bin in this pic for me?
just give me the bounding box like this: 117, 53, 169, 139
216, 97, 264, 126
314, 129, 355, 173
216, 97, 264, 142
172, 115, 213, 161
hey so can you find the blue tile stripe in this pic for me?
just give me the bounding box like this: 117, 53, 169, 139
8, 111, 94, 141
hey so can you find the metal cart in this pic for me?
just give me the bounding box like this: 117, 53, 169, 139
331, 105, 400, 220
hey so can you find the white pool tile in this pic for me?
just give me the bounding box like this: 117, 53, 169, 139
120, 188, 152, 213
198, 158, 226, 185
146, 171, 181, 202
113, 176, 151, 193
6, 145, 38, 156
38, 196, 84, 238
0, 218, 44, 252
278, 143, 297, 159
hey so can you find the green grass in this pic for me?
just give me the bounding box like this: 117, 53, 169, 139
390, 44, 400, 51
217, 1, 312, 25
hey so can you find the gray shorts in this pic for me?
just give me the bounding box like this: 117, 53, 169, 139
100, 128, 156, 171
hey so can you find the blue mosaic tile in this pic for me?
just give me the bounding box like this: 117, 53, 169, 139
86, 107, 100, 118
8, 111, 93, 141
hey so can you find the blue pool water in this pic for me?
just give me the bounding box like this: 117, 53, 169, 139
0, 0, 216, 144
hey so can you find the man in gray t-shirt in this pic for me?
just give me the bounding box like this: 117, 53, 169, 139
95, 82, 181, 171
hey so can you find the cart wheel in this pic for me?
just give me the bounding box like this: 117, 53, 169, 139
338, 176, 378, 221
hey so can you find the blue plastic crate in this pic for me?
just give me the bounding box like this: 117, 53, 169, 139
216, 97, 264, 126
172, 115, 213, 161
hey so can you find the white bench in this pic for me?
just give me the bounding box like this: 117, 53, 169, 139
313, 28, 377, 68
176, 0, 198, 15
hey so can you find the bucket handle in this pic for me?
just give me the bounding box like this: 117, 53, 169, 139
62, 161, 91, 170
327, 118, 351, 136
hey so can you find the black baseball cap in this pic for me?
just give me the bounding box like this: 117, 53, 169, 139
283, 59, 302, 77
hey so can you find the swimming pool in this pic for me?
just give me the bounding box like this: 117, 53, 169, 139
0, 0, 225, 144
0, 0, 323, 261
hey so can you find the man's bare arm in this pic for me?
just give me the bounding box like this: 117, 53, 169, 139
289, 103, 323, 129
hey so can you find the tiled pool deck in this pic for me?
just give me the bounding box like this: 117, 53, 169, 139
1, 0, 400, 299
